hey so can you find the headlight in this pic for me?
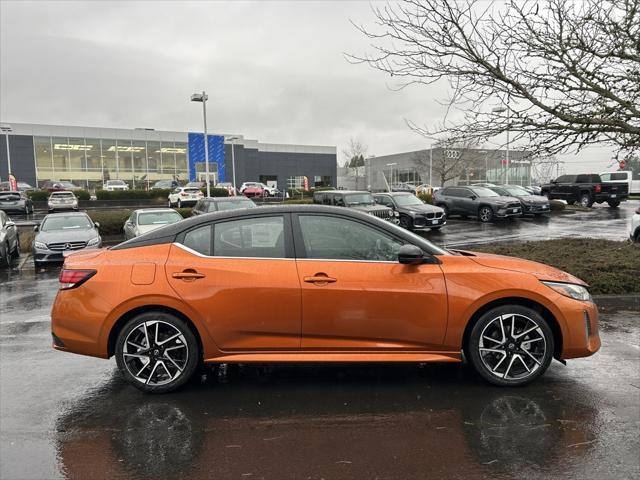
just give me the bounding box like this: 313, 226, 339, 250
34, 241, 47, 250
87, 237, 101, 246
542, 281, 592, 302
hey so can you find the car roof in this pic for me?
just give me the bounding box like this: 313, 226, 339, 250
201, 197, 251, 202
112, 204, 442, 254
133, 208, 178, 213
50, 190, 75, 194
374, 192, 414, 196
315, 190, 370, 195
43, 211, 89, 218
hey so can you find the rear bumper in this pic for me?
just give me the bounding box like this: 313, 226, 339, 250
594, 194, 628, 202
0, 205, 28, 213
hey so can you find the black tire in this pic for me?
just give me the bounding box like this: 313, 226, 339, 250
168, 200, 172, 207
566, 200, 575, 205
478, 206, 494, 223
11, 237, 20, 258
33, 260, 41, 272
607, 200, 620, 208
177, 199, 182, 209
3, 243, 11, 268
467, 305, 554, 387
580, 193, 593, 208
437, 204, 449, 217
115, 312, 200, 394
430, 226, 442, 231
399, 215, 412, 229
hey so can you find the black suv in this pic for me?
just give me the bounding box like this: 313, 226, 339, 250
433, 186, 522, 222
192, 197, 256, 215
541, 173, 628, 208
312, 190, 399, 224
373, 192, 446, 230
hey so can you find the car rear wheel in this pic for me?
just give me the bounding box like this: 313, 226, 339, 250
2, 243, 11, 268
115, 312, 199, 393
478, 206, 494, 223
580, 193, 594, 208
178, 199, 182, 208
467, 305, 554, 387
607, 200, 620, 208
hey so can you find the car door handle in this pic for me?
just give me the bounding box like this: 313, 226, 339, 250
172, 270, 206, 280
304, 274, 337, 284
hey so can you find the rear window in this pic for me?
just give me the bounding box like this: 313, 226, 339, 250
51, 192, 74, 197
184, 188, 201, 194
0, 192, 21, 200
609, 173, 628, 181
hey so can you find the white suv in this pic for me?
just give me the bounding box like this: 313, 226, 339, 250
103, 180, 129, 191
47, 191, 79, 212
629, 206, 640, 243
168, 187, 203, 208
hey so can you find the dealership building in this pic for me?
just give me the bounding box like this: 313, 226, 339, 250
0, 123, 337, 190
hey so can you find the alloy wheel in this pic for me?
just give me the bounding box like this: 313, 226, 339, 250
478, 313, 547, 381
479, 207, 493, 222
122, 320, 189, 386
580, 194, 591, 208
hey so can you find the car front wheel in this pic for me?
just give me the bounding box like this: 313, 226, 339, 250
478, 206, 494, 223
115, 312, 199, 393
467, 305, 554, 386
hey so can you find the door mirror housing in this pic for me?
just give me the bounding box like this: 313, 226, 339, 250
6, 221, 15, 228
33, 225, 39, 232
398, 244, 424, 265
94, 222, 100, 229
469, 195, 477, 200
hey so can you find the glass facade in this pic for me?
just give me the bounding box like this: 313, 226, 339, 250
32, 135, 190, 190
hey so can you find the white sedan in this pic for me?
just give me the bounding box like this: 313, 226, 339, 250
168, 187, 203, 208
123, 209, 183, 240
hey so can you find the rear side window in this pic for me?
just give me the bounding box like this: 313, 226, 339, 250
213, 216, 285, 258
610, 173, 628, 181
183, 225, 212, 256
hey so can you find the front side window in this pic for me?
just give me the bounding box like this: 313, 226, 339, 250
298, 215, 403, 261
213, 216, 285, 258
183, 225, 212, 256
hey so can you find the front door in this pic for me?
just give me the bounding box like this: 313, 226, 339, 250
293, 213, 448, 351
165, 215, 301, 351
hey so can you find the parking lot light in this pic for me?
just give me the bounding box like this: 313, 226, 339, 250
0, 124, 12, 181
191, 92, 211, 197
225, 135, 240, 192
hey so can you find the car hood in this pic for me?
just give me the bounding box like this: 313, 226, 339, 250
483, 195, 521, 205
517, 195, 549, 204
36, 229, 99, 244
401, 204, 443, 214
454, 250, 587, 286
351, 205, 390, 213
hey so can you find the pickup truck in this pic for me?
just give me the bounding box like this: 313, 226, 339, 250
541, 173, 628, 208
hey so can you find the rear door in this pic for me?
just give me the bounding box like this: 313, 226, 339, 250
165, 214, 301, 350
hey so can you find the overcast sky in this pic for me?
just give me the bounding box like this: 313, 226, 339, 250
0, 0, 615, 173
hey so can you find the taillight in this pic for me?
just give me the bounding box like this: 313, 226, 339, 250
181, 192, 188, 197
59, 269, 96, 290
595, 184, 602, 193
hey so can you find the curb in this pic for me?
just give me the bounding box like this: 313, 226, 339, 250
593, 295, 640, 311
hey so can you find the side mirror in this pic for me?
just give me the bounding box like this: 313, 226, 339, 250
94, 222, 100, 229
398, 244, 424, 265
33, 225, 39, 232
6, 221, 15, 228
469, 195, 477, 200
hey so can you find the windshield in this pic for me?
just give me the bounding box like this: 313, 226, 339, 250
0, 192, 21, 200
138, 211, 182, 226
107, 180, 125, 185
41, 215, 92, 231
393, 194, 424, 206
51, 192, 74, 197
60, 182, 76, 188
345, 193, 375, 205
503, 186, 530, 196
215, 199, 256, 211
184, 188, 201, 194
470, 187, 499, 197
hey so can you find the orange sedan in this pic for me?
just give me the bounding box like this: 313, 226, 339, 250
51, 205, 600, 393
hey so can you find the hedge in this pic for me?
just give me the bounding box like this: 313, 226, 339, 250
29, 190, 90, 201
95, 189, 172, 200
417, 192, 434, 204
200, 187, 230, 197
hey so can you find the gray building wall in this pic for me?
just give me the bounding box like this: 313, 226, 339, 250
0, 135, 36, 186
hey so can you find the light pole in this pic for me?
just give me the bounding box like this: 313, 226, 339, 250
366, 154, 376, 190
0, 124, 12, 182
225, 135, 240, 193
429, 147, 433, 187
385, 162, 397, 192
492, 103, 510, 183
190, 91, 211, 197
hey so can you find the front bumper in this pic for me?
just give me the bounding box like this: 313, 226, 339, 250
558, 298, 601, 359
495, 206, 522, 218
522, 203, 550, 215
33, 244, 101, 263
412, 214, 446, 229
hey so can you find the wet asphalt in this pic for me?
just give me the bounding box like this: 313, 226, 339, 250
0, 268, 639, 479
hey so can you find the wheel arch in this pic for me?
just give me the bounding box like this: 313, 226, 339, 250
462, 296, 563, 360
107, 305, 204, 359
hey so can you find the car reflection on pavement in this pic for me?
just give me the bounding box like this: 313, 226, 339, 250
54, 364, 598, 480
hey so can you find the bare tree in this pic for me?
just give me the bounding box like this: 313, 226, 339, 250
413, 138, 478, 187
350, 0, 640, 159
342, 138, 368, 189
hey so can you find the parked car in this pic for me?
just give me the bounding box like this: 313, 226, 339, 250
185, 181, 205, 189
48, 191, 78, 212
433, 186, 522, 222
168, 187, 203, 208
629, 207, 640, 243
0, 210, 19, 267
488, 185, 550, 216
0, 181, 36, 193
242, 184, 267, 198
313, 190, 399, 223
240, 182, 279, 197
102, 180, 129, 191
123, 209, 183, 240
0, 191, 34, 215
151, 180, 181, 190
192, 197, 257, 215
523, 185, 543, 195
51, 205, 600, 393
215, 182, 237, 196
41, 180, 82, 192
600, 170, 640, 195
390, 182, 416, 193
33, 212, 101, 270
47, 190, 78, 212
541, 173, 628, 208
374, 192, 446, 230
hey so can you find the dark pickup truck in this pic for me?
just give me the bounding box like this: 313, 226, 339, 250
541, 174, 628, 208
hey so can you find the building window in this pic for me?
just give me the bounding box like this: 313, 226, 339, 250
287, 176, 305, 190
52, 137, 69, 176
101, 139, 117, 181
313, 175, 332, 187
34, 136, 53, 177
175, 142, 188, 180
